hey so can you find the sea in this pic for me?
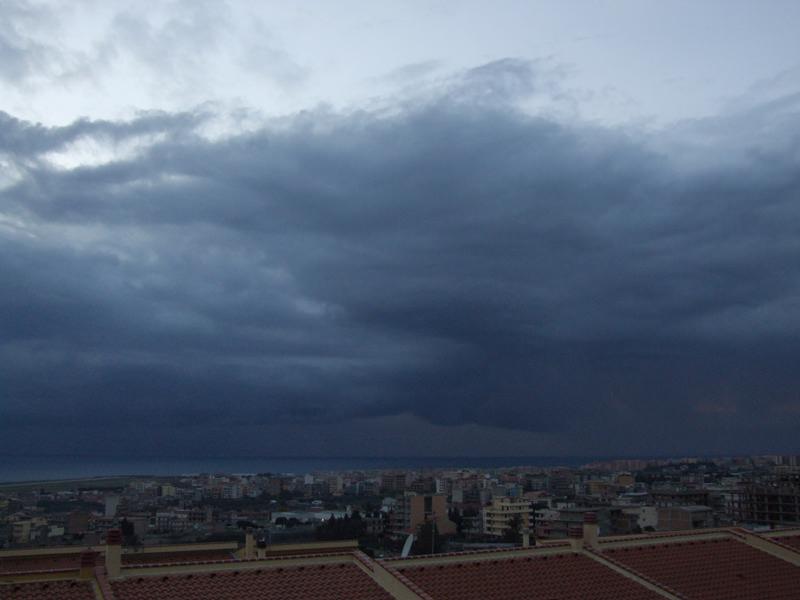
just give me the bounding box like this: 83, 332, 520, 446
0, 455, 595, 484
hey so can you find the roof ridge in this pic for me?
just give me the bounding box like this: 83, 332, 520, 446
0, 566, 80, 577
381, 544, 554, 562
121, 549, 353, 570
380, 562, 435, 600
584, 547, 690, 600
732, 528, 800, 563
93, 565, 116, 600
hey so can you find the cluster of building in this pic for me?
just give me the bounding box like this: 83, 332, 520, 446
0, 472, 356, 548
1, 455, 800, 598
378, 454, 800, 549
1, 454, 799, 555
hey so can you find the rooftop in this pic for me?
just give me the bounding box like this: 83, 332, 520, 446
1, 527, 798, 599
0, 553, 91, 575
0, 580, 96, 600
605, 537, 800, 600
394, 552, 664, 600
121, 549, 236, 566
111, 562, 393, 600
779, 535, 800, 551
762, 529, 800, 552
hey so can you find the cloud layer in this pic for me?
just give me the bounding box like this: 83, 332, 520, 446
2, 59, 800, 457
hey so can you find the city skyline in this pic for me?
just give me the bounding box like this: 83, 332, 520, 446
2, 1, 800, 458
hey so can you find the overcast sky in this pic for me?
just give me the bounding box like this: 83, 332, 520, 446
2, 0, 800, 458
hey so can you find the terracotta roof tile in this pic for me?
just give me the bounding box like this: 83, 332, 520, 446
261, 546, 356, 557
0, 580, 95, 600
122, 549, 236, 565
111, 562, 394, 600
606, 538, 800, 600
0, 553, 99, 575
397, 552, 663, 600
774, 535, 800, 551
382, 544, 569, 562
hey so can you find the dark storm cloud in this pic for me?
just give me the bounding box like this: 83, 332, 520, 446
1, 59, 799, 456
0, 110, 205, 157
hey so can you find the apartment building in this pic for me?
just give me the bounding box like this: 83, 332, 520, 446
482, 496, 533, 536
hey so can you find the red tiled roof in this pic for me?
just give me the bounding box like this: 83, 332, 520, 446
122, 549, 236, 565
599, 528, 736, 545
606, 538, 800, 600
396, 553, 663, 600
261, 546, 355, 557
382, 544, 571, 562
773, 534, 800, 551
111, 563, 394, 600
0, 580, 95, 600
0, 553, 97, 574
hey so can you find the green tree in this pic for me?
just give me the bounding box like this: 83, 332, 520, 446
315, 513, 366, 541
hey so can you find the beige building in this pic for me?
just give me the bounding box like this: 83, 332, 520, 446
483, 496, 534, 536
615, 472, 635, 487
388, 493, 456, 536
657, 505, 713, 531
585, 480, 621, 498
158, 484, 176, 497
11, 520, 32, 544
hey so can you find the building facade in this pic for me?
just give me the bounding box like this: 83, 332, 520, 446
482, 497, 534, 536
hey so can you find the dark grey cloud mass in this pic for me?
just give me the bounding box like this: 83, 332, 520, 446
1, 60, 799, 457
